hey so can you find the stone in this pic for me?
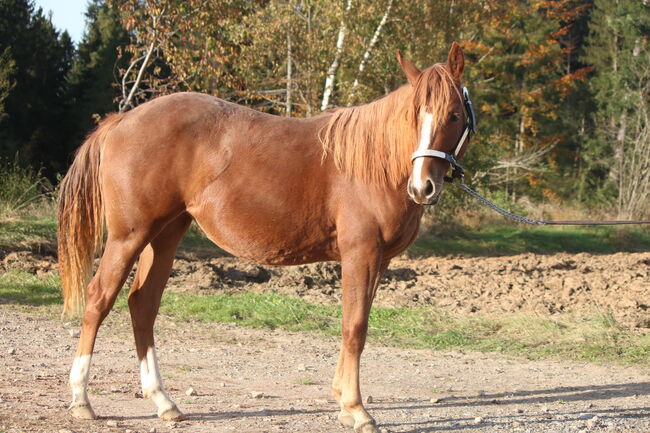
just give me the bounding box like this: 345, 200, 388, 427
149, 429, 157, 433
251, 391, 264, 399
366, 395, 373, 404
69, 329, 80, 338
7, 348, 16, 355
430, 397, 442, 404
586, 416, 600, 428
185, 387, 198, 396
106, 420, 118, 427
474, 416, 484, 424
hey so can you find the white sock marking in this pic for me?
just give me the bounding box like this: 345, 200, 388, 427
140, 346, 176, 416
412, 112, 434, 190
69, 355, 92, 407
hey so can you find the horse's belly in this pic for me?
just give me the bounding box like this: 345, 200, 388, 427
201, 220, 336, 265
190, 190, 338, 266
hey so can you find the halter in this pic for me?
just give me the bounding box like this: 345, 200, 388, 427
411, 86, 476, 183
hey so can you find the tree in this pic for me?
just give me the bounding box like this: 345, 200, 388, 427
583, 0, 650, 218
462, 0, 590, 202
66, 0, 129, 143
0, 47, 15, 116
0, 0, 75, 174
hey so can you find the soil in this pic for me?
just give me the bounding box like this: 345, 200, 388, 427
2, 309, 650, 433
1, 249, 650, 432
3, 249, 650, 326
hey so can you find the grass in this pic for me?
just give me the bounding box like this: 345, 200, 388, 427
0, 157, 52, 219
0, 270, 61, 306
411, 224, 650, 256
1, 213, 648, 258
0, 216, 57, 250
2, 269, 649, 366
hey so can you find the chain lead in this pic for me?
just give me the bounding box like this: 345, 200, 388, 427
454, 182, 650, 226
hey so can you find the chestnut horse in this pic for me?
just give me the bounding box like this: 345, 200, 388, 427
58, 43, 469, 433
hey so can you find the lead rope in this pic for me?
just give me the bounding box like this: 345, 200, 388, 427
454, 181, 650, 226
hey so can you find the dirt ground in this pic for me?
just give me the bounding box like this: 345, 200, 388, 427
3, 249, 650, 326
2, 309, 650, 433
1, 250, 650, 432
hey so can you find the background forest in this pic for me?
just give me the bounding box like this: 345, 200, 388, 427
0, 0, 648, 221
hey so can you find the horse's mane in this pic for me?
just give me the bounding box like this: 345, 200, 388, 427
320, 63, 459, 189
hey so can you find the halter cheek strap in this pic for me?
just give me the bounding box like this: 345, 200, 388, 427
410, 86, 475, 183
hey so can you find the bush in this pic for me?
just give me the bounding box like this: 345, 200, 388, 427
0, 156, 52, 219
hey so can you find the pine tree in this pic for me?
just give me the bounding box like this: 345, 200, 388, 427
462, 0, 589, 202
583, 0, 650, 217
66, 0, 129, 150
0, 0, 75, 173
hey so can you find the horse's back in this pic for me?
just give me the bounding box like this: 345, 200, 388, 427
99, 92, 339, 263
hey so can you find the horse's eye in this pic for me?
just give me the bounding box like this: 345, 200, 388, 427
450, 113, 460, 122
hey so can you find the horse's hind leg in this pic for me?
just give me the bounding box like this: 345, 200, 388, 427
128, 214, 192, 421
69, 235, 146, 419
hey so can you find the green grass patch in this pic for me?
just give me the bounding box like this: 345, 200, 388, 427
1, 270, 649, 365
178, 222, 227, 257
2, 212, 649, 258
0, 269, 61, 305
412, 225, 650, 256
0, 216, 57, 249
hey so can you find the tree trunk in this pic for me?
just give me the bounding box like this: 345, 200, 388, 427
286, 30, 292, 117
347, 0, 393, 106
321, 0, 352, 111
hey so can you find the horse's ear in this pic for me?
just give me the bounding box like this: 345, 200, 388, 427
396, 50, 421, 86
447, 42, 464, 79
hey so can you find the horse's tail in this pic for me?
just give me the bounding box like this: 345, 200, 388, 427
57, 113, 123, 317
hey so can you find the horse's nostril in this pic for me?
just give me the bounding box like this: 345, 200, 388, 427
424, 179, 435, 197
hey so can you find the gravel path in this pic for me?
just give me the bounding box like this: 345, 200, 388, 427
2, 308, 650, 433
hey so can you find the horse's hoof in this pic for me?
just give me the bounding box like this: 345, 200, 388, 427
354, 419, 378, 433
69, 403, 96, 420
159, 406, 186, 421
338, 409, 355, 428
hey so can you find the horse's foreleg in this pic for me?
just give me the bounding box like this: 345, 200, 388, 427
69, 237, 143, 419
128, 214, 191, 421
335, 242, 387, 433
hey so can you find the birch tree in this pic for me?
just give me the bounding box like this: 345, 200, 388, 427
320, 0, 352, 111
347, 0, 393, 106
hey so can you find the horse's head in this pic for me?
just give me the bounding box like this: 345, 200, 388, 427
401, 43, 473, 205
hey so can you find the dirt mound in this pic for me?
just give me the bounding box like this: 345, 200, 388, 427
3, 249, 649, 327
168, 252, 650, 327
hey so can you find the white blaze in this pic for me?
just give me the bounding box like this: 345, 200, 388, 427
69, 355, 92, 407
140, 346, 176, 416
412, 112, 434, 190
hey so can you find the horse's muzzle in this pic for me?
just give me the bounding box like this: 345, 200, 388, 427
407, 178, 440, 205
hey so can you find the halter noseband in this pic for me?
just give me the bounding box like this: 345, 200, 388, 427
411, 86, 476, 183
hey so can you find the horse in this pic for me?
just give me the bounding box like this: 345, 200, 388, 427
57, 42, 471, 433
